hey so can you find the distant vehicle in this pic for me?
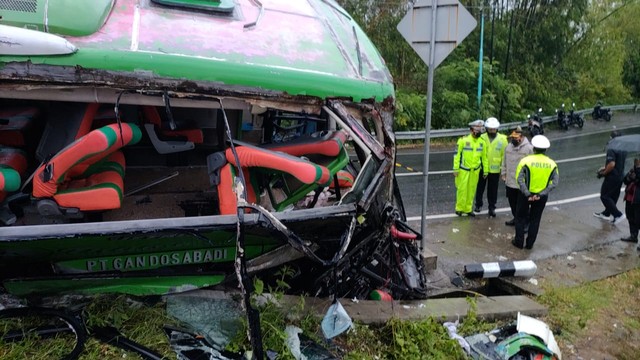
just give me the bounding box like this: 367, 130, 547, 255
567, 102, 584, 129
592, 101, 612, 121
557, 103, 584, 130
0, 0, 427, 300
556, 104, 568, 130
528, 108, 544, 136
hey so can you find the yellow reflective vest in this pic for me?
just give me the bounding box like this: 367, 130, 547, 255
453, 134, 488, 174
481, 133, 508, 174
515, 154, 558, 194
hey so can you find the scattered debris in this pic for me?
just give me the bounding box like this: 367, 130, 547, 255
321, 300, 352, 339
463, 313, 561, 360
285, 325, 307, 360
443, 321, 471, 354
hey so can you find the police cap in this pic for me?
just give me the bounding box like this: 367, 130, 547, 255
531, 135, 550, 149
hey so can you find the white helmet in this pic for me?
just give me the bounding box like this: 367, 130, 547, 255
468, 119, 484, 128
485, 117, 500, 129
531, 135, 551, 149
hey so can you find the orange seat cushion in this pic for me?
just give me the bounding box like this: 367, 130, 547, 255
54, 170, 124, 211
266, 130, 348, 157
225, 146, 329, 185
33, 123, 141, 211
217, 164, 257, 215
329, 169, 355, 189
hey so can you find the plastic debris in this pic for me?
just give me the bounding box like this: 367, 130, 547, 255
465, 315, 562, 360
443, 321, 471, 354
517, 313, 562, 359
321, 300, 352, 339
285, 325, 307, 360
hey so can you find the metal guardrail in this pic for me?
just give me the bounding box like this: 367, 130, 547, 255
396, 104, 639, 140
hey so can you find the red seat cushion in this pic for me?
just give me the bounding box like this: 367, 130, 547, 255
142, 106, 204, 144
0, 147, 28, 201
0, 107, 40, 147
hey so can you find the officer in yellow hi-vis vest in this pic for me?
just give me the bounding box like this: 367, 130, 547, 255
512, 135, 559, 249
474, 117, 508, 217
453, 120, 488, 216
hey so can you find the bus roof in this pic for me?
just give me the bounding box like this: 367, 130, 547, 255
0, 0, 394, 102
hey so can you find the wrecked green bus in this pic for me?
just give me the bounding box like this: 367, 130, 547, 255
0, 0, 426, 300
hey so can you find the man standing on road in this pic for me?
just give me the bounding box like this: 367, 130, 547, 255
594, 130, 627, 224
621, 158, 640, 244
513, 135, 559, 249
501, 127, 534, 226
453, 120, 488, 216
474, 117, 508, 217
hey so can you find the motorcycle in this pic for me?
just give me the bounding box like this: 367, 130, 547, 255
567, 102, 584, 128
528, 107, 544, 136
592, 101, 612, 121
556, 103, 569, 130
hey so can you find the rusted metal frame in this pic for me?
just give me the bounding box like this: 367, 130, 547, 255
0, 63, 323, 109
358, 157, 393, 212
241, 203, 357, 267
327, 100, 385, 160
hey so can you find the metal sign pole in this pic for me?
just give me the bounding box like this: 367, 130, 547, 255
420, 0, 438, 251
398, 0, 476, 250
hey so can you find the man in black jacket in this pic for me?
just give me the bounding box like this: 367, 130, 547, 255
594, 130, 627, 224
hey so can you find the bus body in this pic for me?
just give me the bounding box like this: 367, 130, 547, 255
0, 0, 426, 299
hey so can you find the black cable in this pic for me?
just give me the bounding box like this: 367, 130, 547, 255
114, 91, 128, 147
162, 91, 177, 130
216, 98, 263, 360
0, 307, 87, 360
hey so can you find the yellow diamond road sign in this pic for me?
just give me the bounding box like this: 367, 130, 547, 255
397, 0, 477, 68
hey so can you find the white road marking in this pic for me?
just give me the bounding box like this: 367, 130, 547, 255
396, 153, 605, 177
406, 192, 602, 221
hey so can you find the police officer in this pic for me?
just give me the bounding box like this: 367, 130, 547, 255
474, 117, 508, 217
513, 135, 559, 249
453, 120, 488, 216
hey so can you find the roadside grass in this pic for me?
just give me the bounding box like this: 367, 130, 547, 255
2, 269, 640, 359
0, 295, 177, 360
538, 267, 640, 359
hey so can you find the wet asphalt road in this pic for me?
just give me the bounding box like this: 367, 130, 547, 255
396, 113, 640, 218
